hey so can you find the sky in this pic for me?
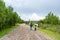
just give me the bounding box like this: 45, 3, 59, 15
3, 0, 60, 21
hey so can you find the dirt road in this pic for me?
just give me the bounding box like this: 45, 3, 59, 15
0, 24, 53, 40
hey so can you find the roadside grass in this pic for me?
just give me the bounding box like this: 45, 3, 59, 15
38, 28, 60, 40
0, 23, 20, 38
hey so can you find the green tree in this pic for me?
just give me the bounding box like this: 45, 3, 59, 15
0, 0, 24, 30
42, 12, 59, 25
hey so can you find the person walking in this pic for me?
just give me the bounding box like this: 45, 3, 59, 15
34, 24, 38, 31
30, 22, 33, 30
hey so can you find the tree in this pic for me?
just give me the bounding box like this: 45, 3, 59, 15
0, 0, 24, 30
43, 12, 59, 25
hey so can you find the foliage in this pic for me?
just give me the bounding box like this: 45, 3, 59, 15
38, 12, 60, 33
0, 23, 20, 38
38, 28, 60, 40
39, 12, 59, 24
0, 0, 24, 30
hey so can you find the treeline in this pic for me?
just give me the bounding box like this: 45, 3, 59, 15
38, 12, 60, 33
38, 12, 60, 25
0, 0, 24, 30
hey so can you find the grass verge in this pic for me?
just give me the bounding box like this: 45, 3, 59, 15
0, 23, 20, 38
38, 28, 60, 40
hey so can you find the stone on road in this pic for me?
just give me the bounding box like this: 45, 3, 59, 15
0, 24, 53, 40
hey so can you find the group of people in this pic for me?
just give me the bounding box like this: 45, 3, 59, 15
30, 22, 38, 31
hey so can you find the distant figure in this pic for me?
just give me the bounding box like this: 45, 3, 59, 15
30, 22, 33, 30
34, 24, 38, 31
25, 21, 28, 24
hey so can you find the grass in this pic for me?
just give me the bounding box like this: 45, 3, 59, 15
38, 28, 60, 40
0, 23, 20, 38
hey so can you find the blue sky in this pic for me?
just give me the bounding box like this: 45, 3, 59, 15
3, 0, 60, 21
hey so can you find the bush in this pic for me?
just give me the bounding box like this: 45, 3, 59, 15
38, 23, 60, 33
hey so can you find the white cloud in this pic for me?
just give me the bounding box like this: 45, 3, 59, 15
20, 13, 44, 21
30, 13, 40, 21
4, 0, 59, 8
3, 0, 60, 21
30, 13, 44, 21
3, 0, 30, 8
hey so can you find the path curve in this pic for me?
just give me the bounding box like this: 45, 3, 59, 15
0, 24, 53, 40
